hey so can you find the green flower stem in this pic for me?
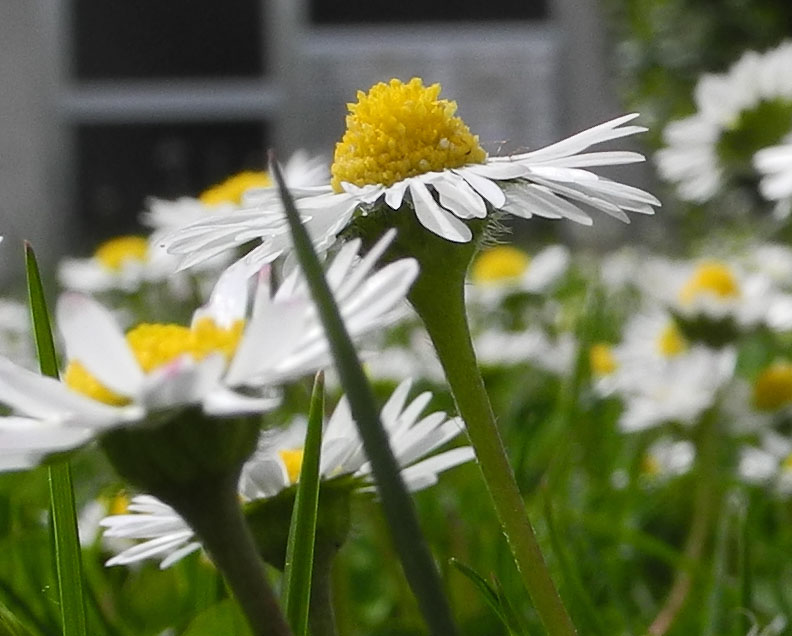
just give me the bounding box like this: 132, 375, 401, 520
173, 474, 293, 636
646, 412, 721, 636
101, 413, 292, 636
358, 208, 575, 635
409, 260, 577, 636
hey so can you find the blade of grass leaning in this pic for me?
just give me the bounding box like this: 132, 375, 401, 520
25, 242, 88, 636
270, 152, 458, 636
282, 372, 324, 635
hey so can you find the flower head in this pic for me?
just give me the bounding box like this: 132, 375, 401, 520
161, 78, 658, 269
0, 232, 418, 470
657, 41, 792, 203
100, 380, 474, 569
331, 78, 487, 190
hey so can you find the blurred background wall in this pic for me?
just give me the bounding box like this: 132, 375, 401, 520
0, 0, 634, 284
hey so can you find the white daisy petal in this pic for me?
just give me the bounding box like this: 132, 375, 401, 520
432, 174, 488, 219
57, 294, 144, 396
408, 180, 472, 242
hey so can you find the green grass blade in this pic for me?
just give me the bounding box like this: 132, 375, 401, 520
25, 242, 88, 636
270, 153, 458, 636
449, 559, 514, 633
282, 372, 324, 635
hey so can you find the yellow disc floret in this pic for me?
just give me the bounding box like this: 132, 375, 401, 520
590, 343, 618, 376
64, 318, 245, 405
94, 236, 149, 271
199, 171, 272, 206
471, 246, 531, 284
679, 261, 740, 304
656, 322, 687, 358
331, 77, 487, 191
753, 362, 792, 411
63, 361, 130, 406
279, 448, 305, 484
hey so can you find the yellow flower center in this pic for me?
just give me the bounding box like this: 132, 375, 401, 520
199, 171, 272, 206
656, 322, 687, 358
108, 491, 129, 515
64, 318, 244, 405
641, 454, 661, 477
752, 362, 792, 411
471, 246, 531, 284
279, 448, 305, 484
94, 236, 149, 271
782, 453, 792, 473
679, 261, 740, 304
330, 77, 487, 191
590, 343, 617, 376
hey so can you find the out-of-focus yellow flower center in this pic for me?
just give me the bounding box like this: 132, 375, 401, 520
94, 236, 149, 271
199, 171, 272, 206
656, 322, 687, 358
279, 448, 305, 484
679, 261, 740, 304
471, 246, 531, 284
641, 454, 661, 477
108, 491, 129, 515
782, 453, 792, 473
590, 343, 617, 376
330, 77, 487, 191
753, 362, 792, 411
64, 318, 245, 405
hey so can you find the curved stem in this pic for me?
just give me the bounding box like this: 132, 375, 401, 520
646, 414, 721, 636
409, 270, 577, 636
175, 476, 293, 636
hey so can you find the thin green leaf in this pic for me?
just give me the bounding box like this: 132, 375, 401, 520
282, 372, 324, 635
270, 153, 458, 636
449, 559, 515, 633
25, 242, 87, 636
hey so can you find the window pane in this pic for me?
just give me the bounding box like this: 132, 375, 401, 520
74, 121, 268, 245
72, 0, 264, 80
310, 0, 547, 23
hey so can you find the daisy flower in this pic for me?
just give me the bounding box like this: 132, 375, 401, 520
57, 235, 189, 295
639, 437, 696, 482
466, 244, 570, 305
474, 328, 577, 377
100, 380, 474, 568
754, 137, 792, 202
142, 151, 329, 234
738, 431, 792, 497
657, 41, 792, 203
0, 231, 418, 470
616, 347, 736, 432
145, 152, 329, 273
162, 77, 659, 270
637, 256, 786, 338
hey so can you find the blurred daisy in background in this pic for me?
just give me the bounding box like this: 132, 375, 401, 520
657, 41, 792, 204
466, 244, 570, 306
100, 380, 474, 568
639, 437, 696, 483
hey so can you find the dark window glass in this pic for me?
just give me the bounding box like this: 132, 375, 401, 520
74, 121, 267, 245
72, 0, 264, 80
310, 0, 546, 23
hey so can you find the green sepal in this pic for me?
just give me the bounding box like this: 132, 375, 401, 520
244, 477, 354, 571
99, 408, 261, 502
